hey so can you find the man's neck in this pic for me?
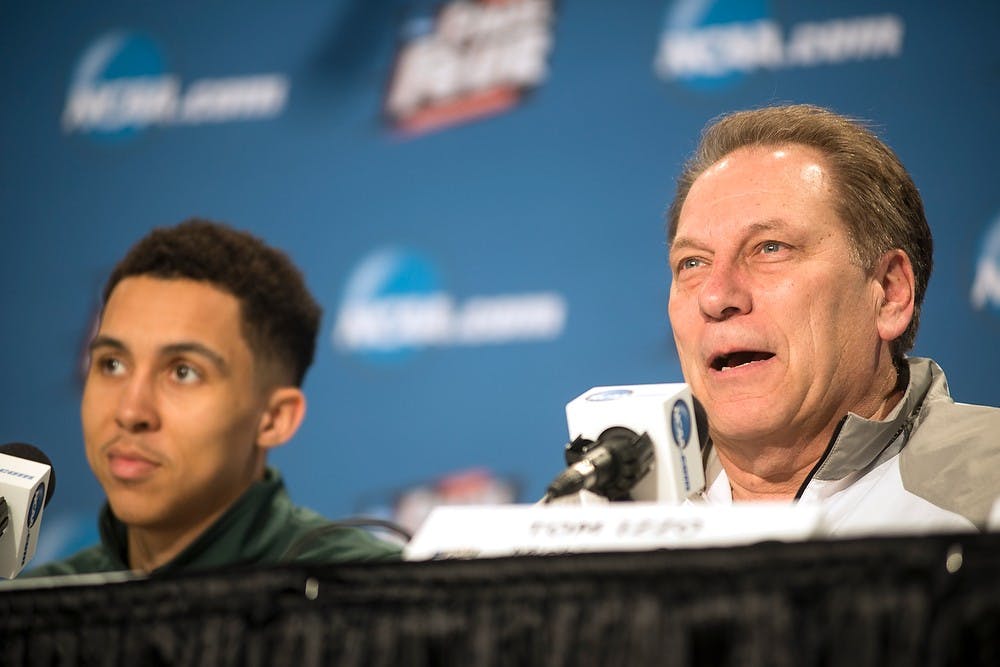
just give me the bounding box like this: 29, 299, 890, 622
125, 501, 234, 573
716, 439, 826, 501
122, 461, 269, 573
715, 368, 907, 502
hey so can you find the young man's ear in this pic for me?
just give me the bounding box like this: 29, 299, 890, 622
256, 387, 307, 450
875, 249, 916, 343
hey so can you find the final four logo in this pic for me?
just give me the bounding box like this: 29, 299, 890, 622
384, 0, 555, 136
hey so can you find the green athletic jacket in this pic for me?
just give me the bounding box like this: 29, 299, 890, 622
23, 468, 401, 577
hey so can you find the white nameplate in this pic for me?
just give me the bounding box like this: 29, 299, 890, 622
403, 502, 823, 560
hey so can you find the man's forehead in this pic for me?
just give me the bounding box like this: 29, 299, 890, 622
103, 276, 239, 317
677, 146, 837, 229
98, 276, 248, 353
696, 144, 832, 187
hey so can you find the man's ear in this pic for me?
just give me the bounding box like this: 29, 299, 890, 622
875, 249, 915, 343
256, 387, 307, 450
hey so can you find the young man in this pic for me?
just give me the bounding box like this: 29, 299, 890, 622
666, 104, 999, 534
28, 219, 399, 576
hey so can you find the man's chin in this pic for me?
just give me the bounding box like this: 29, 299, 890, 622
701, 389, 779, 419
703, 406, 794, 447
103, 487, 167, 524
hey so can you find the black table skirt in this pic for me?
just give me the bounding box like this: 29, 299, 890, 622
3, 532, 999, 666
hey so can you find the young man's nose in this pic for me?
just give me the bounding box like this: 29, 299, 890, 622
114, 374, 160, 433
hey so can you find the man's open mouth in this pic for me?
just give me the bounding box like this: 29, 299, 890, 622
710, 351, 775, 372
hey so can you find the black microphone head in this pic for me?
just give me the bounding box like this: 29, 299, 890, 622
691, 396, 710, 448
0, 442, 56, 507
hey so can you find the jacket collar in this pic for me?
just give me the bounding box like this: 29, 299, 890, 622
702, 357, 946, 495
98, 467, 286, 574
811, 357, 940, 482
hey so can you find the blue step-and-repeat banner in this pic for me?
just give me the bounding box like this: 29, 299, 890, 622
2, 0, 998, 562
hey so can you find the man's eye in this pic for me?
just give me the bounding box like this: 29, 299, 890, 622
679, 257, 703, 271
97, 357, 125, 376
172, 363, 202, 384
761, 241, 783, 254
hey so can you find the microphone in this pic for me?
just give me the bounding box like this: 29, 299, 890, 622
545, 427, 654, 501
0, 443, 56, 579
544, 384, 707, 503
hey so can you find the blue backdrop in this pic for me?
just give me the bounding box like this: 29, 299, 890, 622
2, 0, 998, 562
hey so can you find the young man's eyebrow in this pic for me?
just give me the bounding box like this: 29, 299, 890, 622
88, 335, 126, 354
87, 337, 230, 374
161, 342, 230, 374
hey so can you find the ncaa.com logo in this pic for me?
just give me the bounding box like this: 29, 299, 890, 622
670, 399, 692, 449
27, 484, 45, 529
332, 247, 567, 362
653, 0, 904, 90
971, 212, 1000, 318
62, 30, 289, 138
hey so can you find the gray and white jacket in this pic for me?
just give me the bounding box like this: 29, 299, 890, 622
702, 357, 1000, 535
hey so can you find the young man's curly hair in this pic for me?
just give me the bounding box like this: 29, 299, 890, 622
103, 218, 321, 387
